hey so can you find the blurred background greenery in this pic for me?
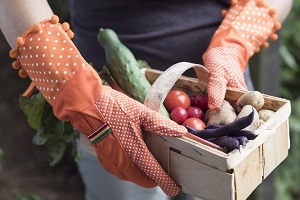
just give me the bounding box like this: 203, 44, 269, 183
273, 0, 300, 199
1, 0, 300, 199
250, 0, 300, 199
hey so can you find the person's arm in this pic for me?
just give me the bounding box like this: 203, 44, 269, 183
0, 0, 53, 48
0, 2, 186, 196
203, 0, 293, 110
265, 0, 293, 22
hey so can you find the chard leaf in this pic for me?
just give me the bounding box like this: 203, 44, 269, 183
18, 92, 80, 165
19, 93, 46, 130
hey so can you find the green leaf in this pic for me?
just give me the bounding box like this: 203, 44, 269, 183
19, 93, 46, 130
41, 104, 65, 138
18, 91, 81, 165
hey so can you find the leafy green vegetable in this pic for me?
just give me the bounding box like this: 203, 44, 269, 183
19, 93, 46, 130
19, 92, 80, 166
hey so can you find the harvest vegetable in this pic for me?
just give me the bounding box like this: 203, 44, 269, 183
187, 110, 255, 139
235, 91, 265, 113
164, 90, 191, 112
207, 137, 240, 152
186, 106, 205, 120
164, 88, 263, 153
186, 110, 257, 153
19, 93, 80, 165
193, 95, 209, 112
236, 105, 260, 131
97, 28, 169, 117
163, 87, 274, 153
182, 118, 206, 131
205, 100, 237, 126
228, 129, 257, 140
233, 136, 248, 147
258, 109, 275, 122
170, 107, 188, 124
165, 90, 206, 130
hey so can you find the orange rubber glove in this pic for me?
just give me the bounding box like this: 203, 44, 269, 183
9, 15, 187, 196
203, 0, 281, 110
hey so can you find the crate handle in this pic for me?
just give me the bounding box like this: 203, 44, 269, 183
144, 62, 209, 112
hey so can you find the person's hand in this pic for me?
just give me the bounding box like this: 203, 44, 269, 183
203, 0, 281, 110
9, 15, 187, 196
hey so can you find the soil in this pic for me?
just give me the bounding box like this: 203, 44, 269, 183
0, 32, 85, 199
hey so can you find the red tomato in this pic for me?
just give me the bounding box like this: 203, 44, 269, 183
164, 90, 191, 112
186, 106, 205, 120
170, 107, 188, 124
194, 95, 209, 112
182, 118, 206, 130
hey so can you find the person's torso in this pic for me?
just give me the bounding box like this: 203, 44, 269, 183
70, 0, 230, 74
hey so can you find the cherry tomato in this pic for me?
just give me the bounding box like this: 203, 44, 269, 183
170, 107, 188, 124
182, 118, 206, 130
194, 95, 209, 112
189, 95, 196, 106
186, 106, 205, 120
164, 90, 191, 112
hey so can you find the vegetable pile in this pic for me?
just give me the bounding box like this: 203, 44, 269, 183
164, 90, 207, 130
164, 89, 275, 153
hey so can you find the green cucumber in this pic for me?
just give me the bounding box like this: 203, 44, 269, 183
97, 28, 169, 118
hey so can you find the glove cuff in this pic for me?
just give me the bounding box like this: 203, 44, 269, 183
53, 66, 105, 135
9, 15, 84, 104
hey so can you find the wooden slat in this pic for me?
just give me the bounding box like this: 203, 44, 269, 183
169, 151, 234, 200
233, 147, 263, 200
262, 120, 290, 178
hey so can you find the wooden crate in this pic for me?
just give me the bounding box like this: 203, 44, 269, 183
142, 64, 291, 200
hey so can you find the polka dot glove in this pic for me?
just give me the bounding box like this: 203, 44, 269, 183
10, 15, 187, 197
203, 0, 281, 110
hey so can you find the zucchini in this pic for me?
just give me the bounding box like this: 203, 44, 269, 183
97, 28, 169, 118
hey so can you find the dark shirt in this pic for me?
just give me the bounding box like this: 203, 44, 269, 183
69, 0, 230, 76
